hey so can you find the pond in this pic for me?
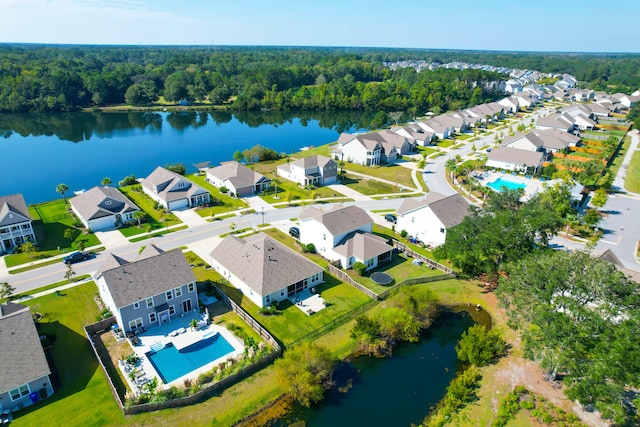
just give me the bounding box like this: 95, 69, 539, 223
255, 307, 490, 427
0, 110, 376, 204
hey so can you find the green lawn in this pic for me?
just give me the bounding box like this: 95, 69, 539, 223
4, 200, 101, 267
625, 150, 640, 193
416, 146, 439, 157
436, 139, 454, 148
185, 173, 249, 217
342, 174, 401, 195
346, 253, 446, 294
118, 186, 182, 236
260, 177, 345, 205
341, 162, 415, 188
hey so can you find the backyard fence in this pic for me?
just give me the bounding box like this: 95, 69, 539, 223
393, 241, 456, 275
376, 273, 457, 300
326, 262, 378, 299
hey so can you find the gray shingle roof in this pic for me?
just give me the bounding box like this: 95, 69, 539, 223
290, 155, 334, 169
0, 194, 32, 227
0, 303, 51, 393
142, 166, 209, 203
70, 186, 139, 221
206, 162, 270, 190
99, 249, 196, 309
333, 231, 393, 260
398, 192, 470, 228
300, 205, 373, 236
210, 233, 323, 296
487, 146, 544, 168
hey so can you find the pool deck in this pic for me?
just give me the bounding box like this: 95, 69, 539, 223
480, 171, 546, 201
125, 311, 244, 390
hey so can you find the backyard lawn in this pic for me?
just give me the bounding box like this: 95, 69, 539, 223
186, 173, 249, 217
118, 185, 182, 236
4, 200, 101, 267
340, 162, 415, 188
346, 252, 448, 294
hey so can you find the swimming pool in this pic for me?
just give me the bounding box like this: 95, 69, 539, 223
487, 176, 526, 192
147, 334, 235, 383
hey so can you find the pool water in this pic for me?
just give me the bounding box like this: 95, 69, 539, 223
487, 176, 527, 192
147, 334, 235, 383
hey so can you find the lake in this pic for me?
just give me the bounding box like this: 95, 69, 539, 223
0, 110, 376, 204
255, 308, 488, 427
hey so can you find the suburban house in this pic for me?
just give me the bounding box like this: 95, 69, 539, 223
417, 119, 452, 140
498, 96, 520, 114
396, 192, 470, 248
331, 134, 382, 166
432, 114, 469, 133
205, 161, 271, 197
299, 205, 393, 271
277, 155, 338, 187
486, 146, 544, 173
0, 194, 36, 254
536, 115, 576, 133
513, 92, 539, 109
393, 124, 434, 146
504, 79, 523, 93
210, 233, 324, 308
619, 94, 640, 108
70, 186, 140, 232
94, 245, 198, 334
142, 166, 210, 211
0, 302, 54, 412
461, 102, 506, 124
502, 129, 580, 154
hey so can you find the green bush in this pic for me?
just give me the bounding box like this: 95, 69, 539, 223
456, 324, 505, 367
353, 262, 367, 276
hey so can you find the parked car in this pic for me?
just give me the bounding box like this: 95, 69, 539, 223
384, 214, 397, 224
63, 251, 91, 264
289, 227, 300, 239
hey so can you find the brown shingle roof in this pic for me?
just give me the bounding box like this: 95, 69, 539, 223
99, 249, 196, 309
487, 147, 544, 168
206, 162, 270, 190
398, 192, 470, 228
142, 166, 208, 203
0, 303, 51, 393
333, 231, 392, 260
210, 233, 323, 296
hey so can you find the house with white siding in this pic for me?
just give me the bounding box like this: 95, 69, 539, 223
277, 155, 338, 187
205, 162, 271, 197
70, 186, 140, 231
142, 166, 210, 211
210, 233, 324, 308
331, 135, 382, 166
486, 146, 544, 173
396, 192, 470, 248
0, 194, 36, 254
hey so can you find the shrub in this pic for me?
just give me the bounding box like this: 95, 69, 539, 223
353, 262, 367, 276
303, 243, 316, 253
258, 305, 279, 316
456, 324, 505, 367
220, 186, 229, 194
400, 229, 408, 239
118, 174, 137, 187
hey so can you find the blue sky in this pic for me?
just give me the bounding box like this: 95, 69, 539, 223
1, 0, 638, 52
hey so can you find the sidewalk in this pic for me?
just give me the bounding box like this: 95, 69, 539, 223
172, 208, 209, 227
612, 129, 639, 194
326, 184, 372, 201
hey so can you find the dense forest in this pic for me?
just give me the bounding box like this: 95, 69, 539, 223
1, 44, 637, 114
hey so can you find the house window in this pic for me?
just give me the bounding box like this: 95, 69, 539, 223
280, 289, 285, 297
166, 291, 173, 301
440, 228, 445, 233
174, 287, 182, 298
323, 233, 326, 240
10, 384, 29, 401
411, 216, 415, 223
188, 283, 195, 293
133, 301, 140, 309
149, 313, 157, 323
146, 297, 154, 308
169, 305, 176, 316
266, 295, 271, 303
128, 318, 143, 330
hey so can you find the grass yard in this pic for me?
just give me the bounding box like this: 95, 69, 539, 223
346, 253, 446, 294
4, 200, 101, 267
260, 177, 344, 205
416, 146, 439, 157
185, 173, 248, 217
216, 275, 372, 346
342, 174, 401, 195
118, 185, 181, 236
436, 139, 454, 148
341, 162, 415, 188
625, 150, 640, 193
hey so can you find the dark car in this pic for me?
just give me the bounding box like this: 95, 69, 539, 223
289, 227, 300, 239
384, 214, 397, 224
63, 251, 90, 264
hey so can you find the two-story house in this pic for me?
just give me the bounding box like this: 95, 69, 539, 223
0, 194, 36, 253
396, 192, 470, 248
210, 233, 324, 308
276, 155, 338, 187
0, 302, 54, 412
70, 186, 140, 231
94, 245, 198, 334
299, 205, 393, 271
142, 166, 210, 211
331, 135, 382, 166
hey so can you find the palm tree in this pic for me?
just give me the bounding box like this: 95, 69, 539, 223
101, 177, 111, 186
445, 159, 456, 181
56, 183, 69, 204
133, 211, 146, 227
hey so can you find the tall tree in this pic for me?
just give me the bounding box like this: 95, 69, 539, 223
56, 183, 69, 204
